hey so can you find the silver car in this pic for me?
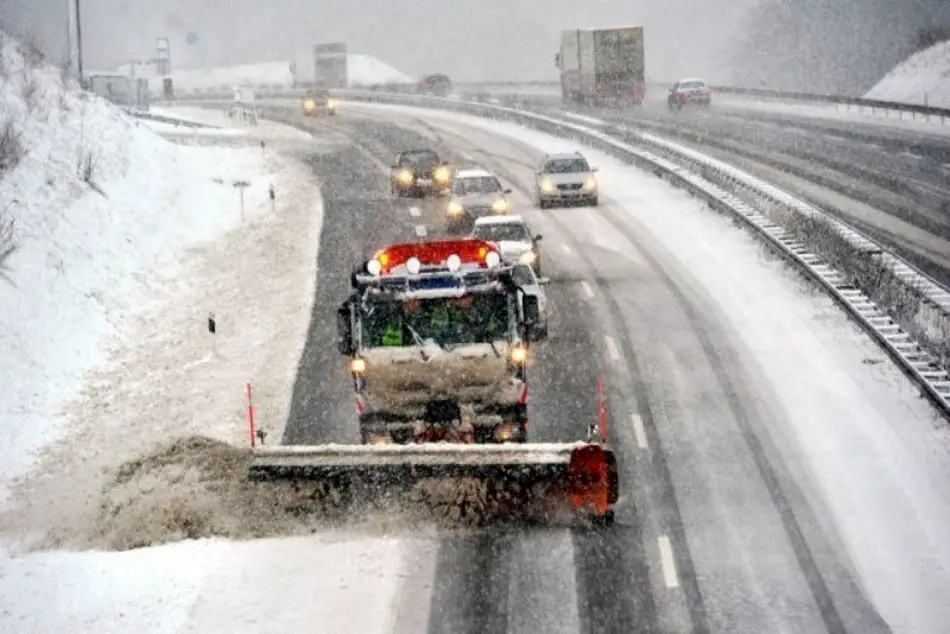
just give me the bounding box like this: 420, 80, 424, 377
535, 152, 598, 208
445, 168, 512, 234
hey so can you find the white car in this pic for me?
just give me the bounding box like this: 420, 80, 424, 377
510, 262, 549, 340
471, 215, 543, 275
445, 168, 512, 233
535, 152, 598, 208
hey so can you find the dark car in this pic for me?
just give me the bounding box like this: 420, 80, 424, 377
391, 149, 453, 197
668, 78, 712, 110
418, 74, 453, 97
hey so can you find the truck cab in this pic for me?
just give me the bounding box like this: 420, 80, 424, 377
337, 240, 543, 445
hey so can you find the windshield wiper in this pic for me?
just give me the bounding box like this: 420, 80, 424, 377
405, 322, 442, 360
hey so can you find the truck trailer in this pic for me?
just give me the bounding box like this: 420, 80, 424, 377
556, 26, 645, 107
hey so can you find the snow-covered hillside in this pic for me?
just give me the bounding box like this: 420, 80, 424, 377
122, 55, 413, 95
0, 32, 302, 509
865, 39, 950, 107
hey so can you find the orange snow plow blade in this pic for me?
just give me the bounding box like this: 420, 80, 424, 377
248, 442, 619, 522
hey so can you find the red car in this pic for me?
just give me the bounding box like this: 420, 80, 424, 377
668, 78, 712, 110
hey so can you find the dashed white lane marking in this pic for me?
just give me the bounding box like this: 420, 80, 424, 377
409, 206, 421, 217
560, 244, 572, 255
580, 281, 594, 298
631, 413, 648, 449
658, 536, 680, 588
414, 225, 427, 237
604, 336, 620, 361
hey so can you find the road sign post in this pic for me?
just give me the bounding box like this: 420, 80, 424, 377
232, 180, 251, 221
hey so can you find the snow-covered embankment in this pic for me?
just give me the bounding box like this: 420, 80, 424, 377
0, 33, 323, 550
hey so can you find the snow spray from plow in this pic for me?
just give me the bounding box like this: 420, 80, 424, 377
245, 381, 620, 526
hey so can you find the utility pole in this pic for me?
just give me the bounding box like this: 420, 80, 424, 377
74, 0, 84, 85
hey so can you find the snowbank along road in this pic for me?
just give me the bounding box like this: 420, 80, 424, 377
268, 101, 950, 633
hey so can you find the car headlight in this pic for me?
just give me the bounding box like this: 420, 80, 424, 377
326, 99, 337, 109
434, 166, 450, 182
540, 179, 556, 194
303, 100, 315, 109
397, 169, 414, 184
519, 251, 537, 264
447, 201, 463, 215
510, 345, 527, 364
350, 357, 366, 373
492, 198, 509, 213
583, 177, 597, 190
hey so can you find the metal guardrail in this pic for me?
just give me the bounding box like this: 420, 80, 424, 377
161, 79, 950, 124
150, 89, 950, 415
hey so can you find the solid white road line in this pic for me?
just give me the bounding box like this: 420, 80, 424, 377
409, 206, 421, 217
415, 225, 427, 237
580, 281, 594, 298
631, 413, 648, 449
604, 336, 620, 361
658, 536, 680, 588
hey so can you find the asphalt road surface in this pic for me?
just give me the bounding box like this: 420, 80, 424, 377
280, 106, 897, 633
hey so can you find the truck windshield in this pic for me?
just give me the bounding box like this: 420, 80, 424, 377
361, 293, 509, 348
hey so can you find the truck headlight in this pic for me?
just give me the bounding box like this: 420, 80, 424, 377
397, 169, 414, 184
540, 179, 556, 193
326, 98, 337, 109
350, 357, 366, 373
494, 424, 518, 442
303, 100, 315, 109
583, 177, 597, 190
492, 198, 509, 213
510, 345, 527, 364
434, 166, 450, 183
519, 251, 537, 264
447, 201, 463, 215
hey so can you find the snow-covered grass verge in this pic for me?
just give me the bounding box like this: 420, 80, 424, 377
0, 138, 325, 551
0, 32, 276, 497
0, 532, 423, 633
0, 31, 331, 552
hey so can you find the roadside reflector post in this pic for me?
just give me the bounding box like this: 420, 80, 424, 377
247, 382, 256, 448
207, 312, 218, 357
232, 179, 251, 222
269, 184, 275, 213
597, 378, 608, 444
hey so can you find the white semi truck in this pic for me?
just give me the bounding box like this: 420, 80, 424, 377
556, 26, 646, 106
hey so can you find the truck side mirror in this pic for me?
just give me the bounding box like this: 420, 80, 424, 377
534, 234, 543, 242
523, 294, 540, 326
337, 305, 355, 355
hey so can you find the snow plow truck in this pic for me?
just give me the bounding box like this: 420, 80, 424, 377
248, 239, 619, 524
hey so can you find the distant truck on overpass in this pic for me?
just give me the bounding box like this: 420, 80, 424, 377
556, 26, 645, 107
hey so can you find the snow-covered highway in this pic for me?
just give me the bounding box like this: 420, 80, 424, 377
3, 47, 950, 632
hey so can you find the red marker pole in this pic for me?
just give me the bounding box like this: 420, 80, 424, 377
246, 382, 256, 448
598, 379, 608, 443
